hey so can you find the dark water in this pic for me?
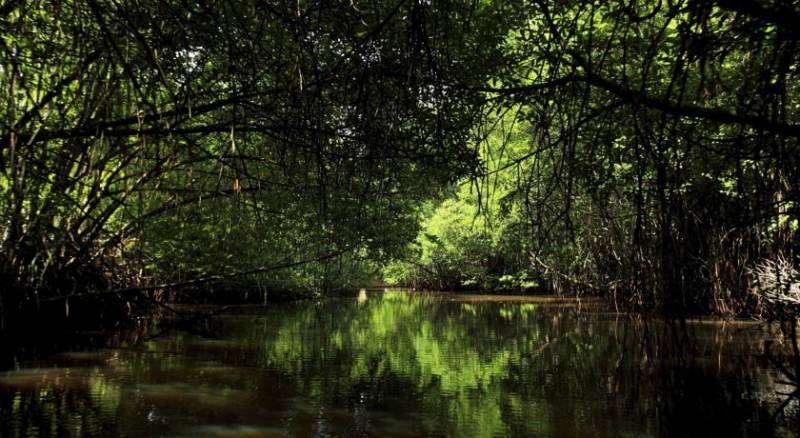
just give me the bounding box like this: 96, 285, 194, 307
0, 290, 796, 437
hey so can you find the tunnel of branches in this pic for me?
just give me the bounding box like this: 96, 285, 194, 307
1, 0, 798, 328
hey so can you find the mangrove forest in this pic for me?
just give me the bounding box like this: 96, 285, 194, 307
1, 0, 799, 436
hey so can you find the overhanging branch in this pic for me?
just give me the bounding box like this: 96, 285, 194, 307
480, 73, 800, 137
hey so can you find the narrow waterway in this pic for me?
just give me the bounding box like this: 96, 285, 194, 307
0, 290, 795, 436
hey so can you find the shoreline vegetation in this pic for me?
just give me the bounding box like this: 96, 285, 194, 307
1, 0, 799, 334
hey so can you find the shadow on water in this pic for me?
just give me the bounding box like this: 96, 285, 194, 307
0, 290, 797, 437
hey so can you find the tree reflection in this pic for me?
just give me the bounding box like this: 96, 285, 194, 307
0, 292, 795, 436
251, 291, 790, 436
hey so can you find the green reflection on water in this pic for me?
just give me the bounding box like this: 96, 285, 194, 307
0, 290, 794, 437
260, 292, 545, 436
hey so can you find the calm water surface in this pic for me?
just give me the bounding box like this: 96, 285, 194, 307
0, 290, 796, 437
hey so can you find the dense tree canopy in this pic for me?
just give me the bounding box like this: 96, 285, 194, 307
0, 0, 514, 320
1, 0, 799, 323
385, 0, 800, 314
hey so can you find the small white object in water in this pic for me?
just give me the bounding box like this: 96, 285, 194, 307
147, 406, 159, 423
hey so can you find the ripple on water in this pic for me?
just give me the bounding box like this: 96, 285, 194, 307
135, 382, 255, 410
0, 367, 99, 389
175, 424, 286, 438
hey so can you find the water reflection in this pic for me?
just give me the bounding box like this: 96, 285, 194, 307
0, 290, 796, 437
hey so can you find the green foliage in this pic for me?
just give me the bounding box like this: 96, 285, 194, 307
0, 0, 515, 310
386, 0, 800, 315
2, 0, 799, 318
383, 110, 540, 292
